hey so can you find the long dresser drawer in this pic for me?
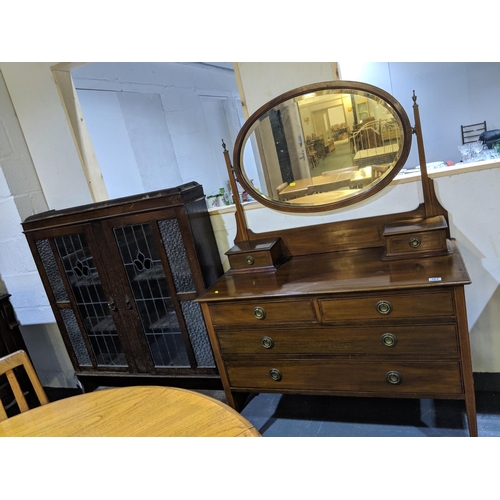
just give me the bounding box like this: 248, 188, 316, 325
217, 324, 459, 357
208, 299, 316, 326
318, 290, 455, 322
226, 359, 463, 395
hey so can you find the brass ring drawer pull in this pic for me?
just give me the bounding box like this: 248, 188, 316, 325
381, 333, 397, 347
246, 255, 255, 265
376, 300, 392, 315
269, 368, 282, 381
253, 306, 266, 320
386, 370, 402, 385
409, 237, 421, 248
261, 336, 274, 349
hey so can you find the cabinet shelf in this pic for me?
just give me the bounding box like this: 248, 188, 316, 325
130, 262, 165, 281
148, 311, 180, 331
69, 272, 101, 287
86, 316, 116, 333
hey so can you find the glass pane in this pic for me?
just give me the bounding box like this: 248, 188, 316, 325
180, 301, 215, 367
236, 83, 410, 211
157, 218, 195, 293
60, 309, 92, 366
36, 239, 68, 302
113, 223, 190, 368
54, 233, 127, 367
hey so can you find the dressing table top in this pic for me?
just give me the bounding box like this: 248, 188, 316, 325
198, 239, 470, 302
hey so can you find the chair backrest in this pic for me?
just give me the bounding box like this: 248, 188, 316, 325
276, 182, 288, 193
461, 121, 487, 144
0, 350, 49, 420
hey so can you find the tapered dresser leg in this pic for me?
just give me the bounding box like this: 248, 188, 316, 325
454, 286, 478, 437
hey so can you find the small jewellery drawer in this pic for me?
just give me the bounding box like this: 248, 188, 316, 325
383, 215, 449, 259
226, 360, 463, 395
208, 299, 316, 326
217, 324, 459, 357
319, 291, 454, 322
385, 230, 447, 256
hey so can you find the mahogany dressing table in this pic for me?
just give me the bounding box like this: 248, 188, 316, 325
195, 81, 477, 436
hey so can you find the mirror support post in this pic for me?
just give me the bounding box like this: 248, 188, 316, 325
222, 140, 249, 244
412, 91, 438, 218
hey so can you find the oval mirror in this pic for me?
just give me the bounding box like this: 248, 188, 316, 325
233, 81, 413, 212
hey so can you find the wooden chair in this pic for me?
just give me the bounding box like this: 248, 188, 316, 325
461, 121, 487, 144
276, 182, 288, 199
0, 350, 49, 420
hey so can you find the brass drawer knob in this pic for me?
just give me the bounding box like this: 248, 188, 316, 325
376, 300, 392, 315
409, 237, 421, 248
386, 370, 402, 385
381, 333, 397, 347
246, 255, 255, 265
261, 336, 274, 349
253, 306, 266, 320
269, 368, 282, 381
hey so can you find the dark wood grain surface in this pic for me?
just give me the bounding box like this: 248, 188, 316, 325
198, 239, 470, 303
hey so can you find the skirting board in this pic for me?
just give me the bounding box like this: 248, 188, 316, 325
473, 373, 500, 392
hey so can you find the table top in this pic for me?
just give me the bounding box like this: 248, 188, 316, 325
279, 172, 354, 199
288, 189, 356, 205
311, 172, 352, 185
0, 386, 261, 437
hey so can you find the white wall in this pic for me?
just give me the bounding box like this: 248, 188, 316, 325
0, 67, 76, 387
72, 62, 243, 199
0, 69, 55, 323
236, 62, 339, 117
338, 62, 500, 168
0, 63, 92, 210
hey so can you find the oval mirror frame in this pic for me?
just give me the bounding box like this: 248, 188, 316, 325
233, 81, 413, 213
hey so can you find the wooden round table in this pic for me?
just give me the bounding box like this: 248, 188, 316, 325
0, 386, 261, 437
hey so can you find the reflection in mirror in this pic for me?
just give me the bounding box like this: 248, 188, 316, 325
237, 85, 410, 211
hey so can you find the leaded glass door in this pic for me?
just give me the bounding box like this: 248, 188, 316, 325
103, 210, 216, 374
29, 225, 135, 372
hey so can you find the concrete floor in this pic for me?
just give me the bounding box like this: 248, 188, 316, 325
237, 391, 500, 437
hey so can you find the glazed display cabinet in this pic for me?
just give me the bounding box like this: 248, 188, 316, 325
22, 183, 224, 392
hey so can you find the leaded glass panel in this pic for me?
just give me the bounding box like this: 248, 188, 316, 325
54, 233, 127, 367
113, 223, 189, 367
